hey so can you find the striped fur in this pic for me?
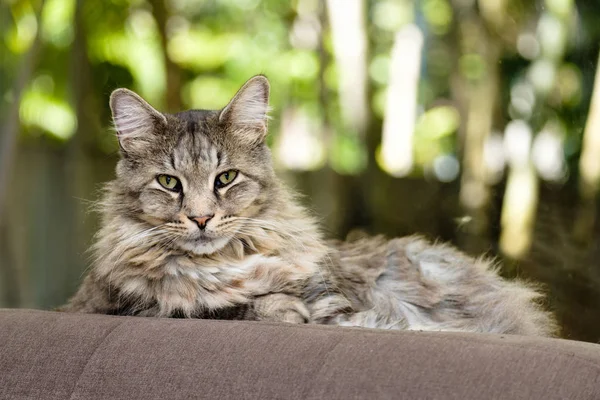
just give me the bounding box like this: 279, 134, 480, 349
63, 76, 557, 336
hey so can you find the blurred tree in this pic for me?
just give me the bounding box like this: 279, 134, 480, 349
0, 0, 44, 307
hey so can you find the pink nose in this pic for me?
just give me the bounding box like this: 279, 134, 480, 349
190, 215, 213, 230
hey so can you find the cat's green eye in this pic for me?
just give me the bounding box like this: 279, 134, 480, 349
215, 170, 238, 188
157, 174, 181, 192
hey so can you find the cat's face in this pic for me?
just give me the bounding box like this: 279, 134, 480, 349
110, 76, 278, 255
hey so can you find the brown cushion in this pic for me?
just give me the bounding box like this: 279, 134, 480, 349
1, 309, 599, 399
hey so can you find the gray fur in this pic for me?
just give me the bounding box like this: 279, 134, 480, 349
62, 76, 557, 336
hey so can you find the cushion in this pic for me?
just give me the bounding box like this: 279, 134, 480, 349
1, 309, 599, 399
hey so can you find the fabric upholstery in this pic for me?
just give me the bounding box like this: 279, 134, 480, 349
1, 309, 599, 399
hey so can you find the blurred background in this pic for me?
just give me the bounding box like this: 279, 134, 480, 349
1, 0, 599, 342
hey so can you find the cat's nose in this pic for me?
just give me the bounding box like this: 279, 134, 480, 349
189, 214, 214, 230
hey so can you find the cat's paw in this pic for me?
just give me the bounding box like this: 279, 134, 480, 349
253, 293, 310, 324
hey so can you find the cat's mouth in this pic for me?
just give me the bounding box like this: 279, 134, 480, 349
178, 232, 230, 255
187, 229, 218, 242
191, 233, 213, 243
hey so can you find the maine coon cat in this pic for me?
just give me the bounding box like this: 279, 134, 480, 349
63, 75, 556, 336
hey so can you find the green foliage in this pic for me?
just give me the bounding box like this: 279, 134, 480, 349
1, 0, 599, 178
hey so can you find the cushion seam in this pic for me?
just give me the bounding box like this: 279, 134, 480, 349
67, 320, 127, 400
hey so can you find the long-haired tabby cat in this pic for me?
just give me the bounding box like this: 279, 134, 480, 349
63, 75, 556, 336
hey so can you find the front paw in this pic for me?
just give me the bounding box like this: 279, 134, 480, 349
253, 293, 310, 324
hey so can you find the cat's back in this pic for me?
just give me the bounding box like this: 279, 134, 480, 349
325, 234, 557, 336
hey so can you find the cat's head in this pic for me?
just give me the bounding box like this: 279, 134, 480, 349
109, 75, 280, 255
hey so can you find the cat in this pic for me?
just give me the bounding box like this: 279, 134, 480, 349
62, 75, 556, 336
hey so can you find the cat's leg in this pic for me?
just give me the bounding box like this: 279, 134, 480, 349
307, 293, 354, 324
224, 253, 323, 323
251, 293, 310, 323
232, 255, 314, 323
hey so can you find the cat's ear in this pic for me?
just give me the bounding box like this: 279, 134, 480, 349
219, 75, 271, 144
109, 88, 167, 153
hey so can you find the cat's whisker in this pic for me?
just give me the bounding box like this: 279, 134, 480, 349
233, 222, 310, 245
232, 217, 316, 235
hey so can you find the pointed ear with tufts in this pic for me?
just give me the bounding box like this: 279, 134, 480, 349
218, 75, 271, 144
110, 88, 167, 154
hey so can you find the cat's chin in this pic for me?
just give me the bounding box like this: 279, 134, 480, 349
177, 236, 230, 255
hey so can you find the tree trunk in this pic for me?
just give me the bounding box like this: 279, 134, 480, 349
151, 0, 182, 112
0, 3, 44, 307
